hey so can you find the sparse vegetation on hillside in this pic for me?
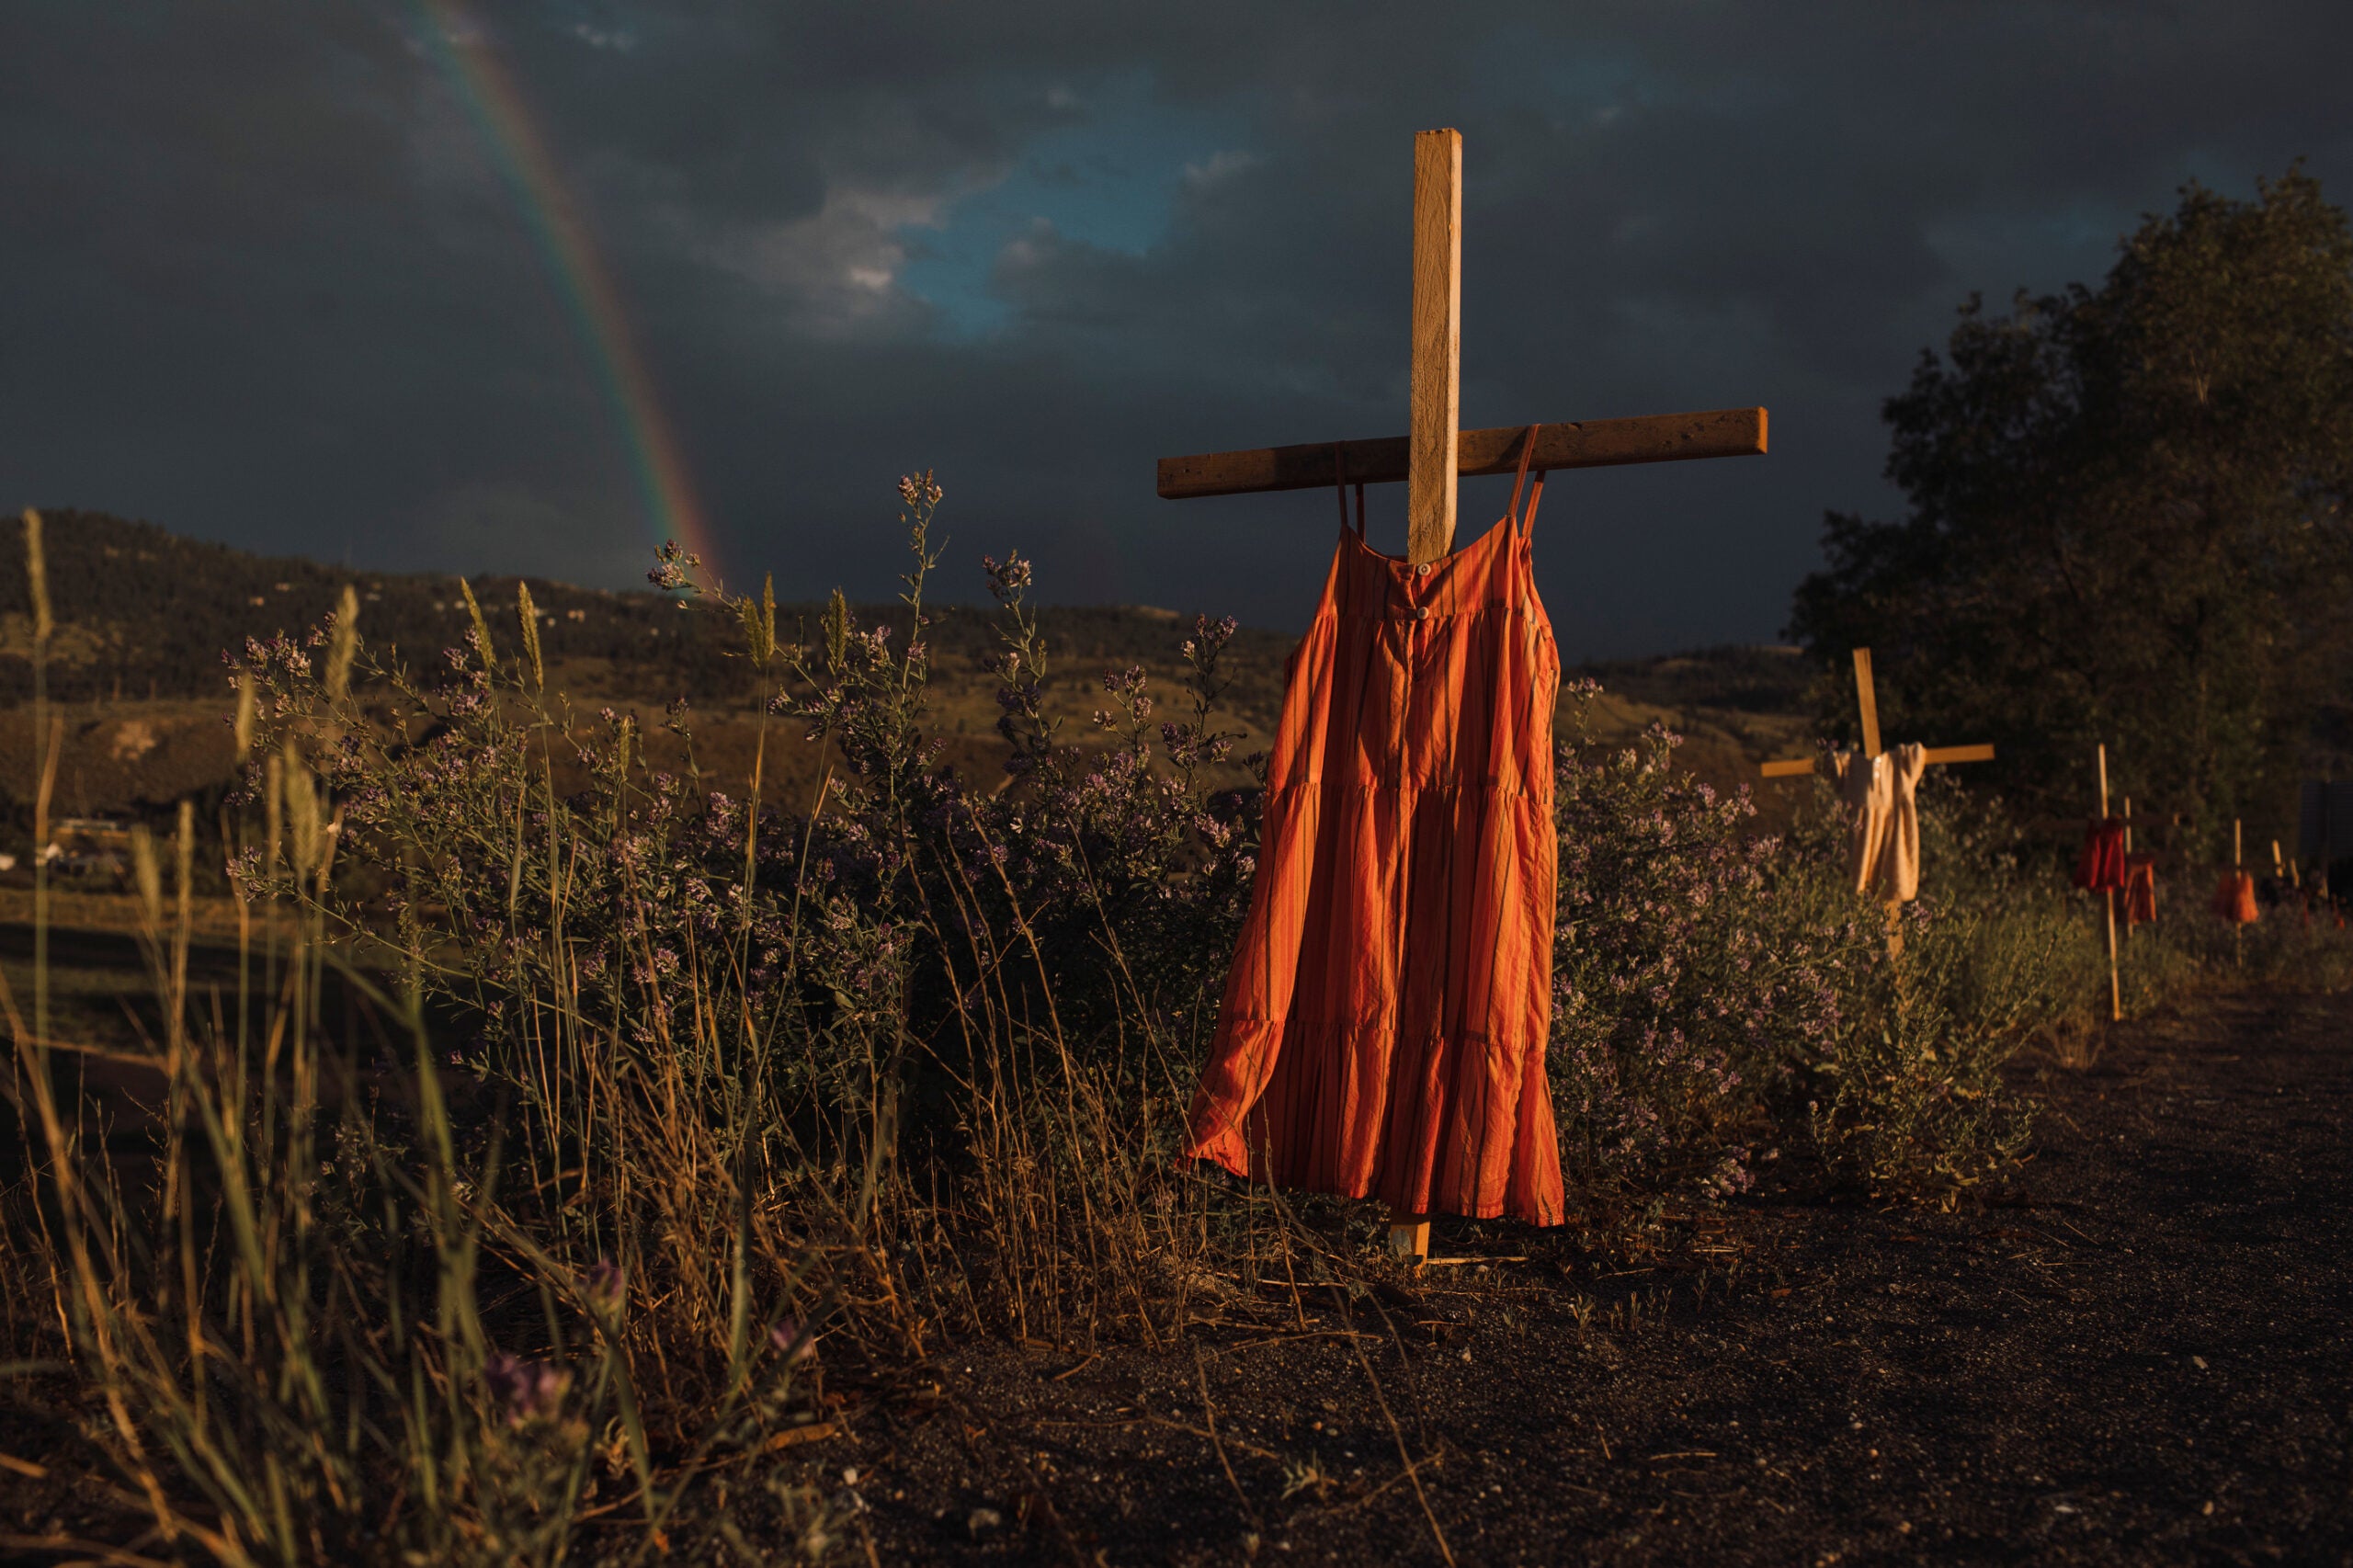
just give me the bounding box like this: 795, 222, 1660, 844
0, 508, 1302, 712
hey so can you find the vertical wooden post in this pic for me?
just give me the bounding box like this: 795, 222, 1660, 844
2098, 744, 2120, 1022
1845, 647, 1904, 951
1392, 129, 1461, 1263
2121, 793, 2134, 944
1406, 128, 1462, 566
1852, 647, 1882, 759
1388, 1212, 1430, 1265
2234, 817, 2245, 970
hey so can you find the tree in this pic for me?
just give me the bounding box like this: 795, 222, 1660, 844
1790, 166, 2353, 846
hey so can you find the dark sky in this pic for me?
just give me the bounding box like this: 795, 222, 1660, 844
7, 3, 2352, 657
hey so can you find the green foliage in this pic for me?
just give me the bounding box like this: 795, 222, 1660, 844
1786, 781, 2086, 1198
1551, 715, 2088, 1207
1790, 166, 2353, 845
1548, 686, 1866, 1201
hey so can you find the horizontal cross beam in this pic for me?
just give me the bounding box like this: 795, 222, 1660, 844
1761, 744, 1995, 778
1156, 407, 1767, 501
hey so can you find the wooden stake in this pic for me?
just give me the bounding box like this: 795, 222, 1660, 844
1406, 128, 1462, 565
1387, 1210, 1431, 1266
2121, 793, 2134, 946
2234, 817, 2245, 969
2097, 744, 2120, 1022
1852, 647, 1882, 759
1399, 128, 1461, 1257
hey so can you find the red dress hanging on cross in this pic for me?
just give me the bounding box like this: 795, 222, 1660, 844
1185, 438, 1565, 1225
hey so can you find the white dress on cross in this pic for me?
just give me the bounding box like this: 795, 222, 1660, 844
1832, 742, 1929, 903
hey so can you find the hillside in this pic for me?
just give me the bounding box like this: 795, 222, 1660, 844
0, 511, 1815, 831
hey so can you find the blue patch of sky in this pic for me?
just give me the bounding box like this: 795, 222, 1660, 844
898, 73, 1250, 336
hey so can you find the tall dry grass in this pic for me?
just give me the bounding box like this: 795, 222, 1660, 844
1, 493, 1263, 1562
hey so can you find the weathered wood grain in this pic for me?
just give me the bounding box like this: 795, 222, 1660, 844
1156, 407, 1768, 501
1407, 129, 1463, 564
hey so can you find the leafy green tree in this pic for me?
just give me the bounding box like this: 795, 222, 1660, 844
1790, 167, 2353, 846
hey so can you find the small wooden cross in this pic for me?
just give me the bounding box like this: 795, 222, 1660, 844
1762, 647, 1994, 949
1157, 130, 1768, 1265
1760, 647, 1994, 781
2022, 760, 2188, 1023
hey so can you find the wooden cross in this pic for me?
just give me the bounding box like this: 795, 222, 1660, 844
1761, 647, 1994, 951
1760, 647, 1994, 782
1156, 130, 1768, 1263
2019, 756, 2188, 1023
1156, 130, 1768, 559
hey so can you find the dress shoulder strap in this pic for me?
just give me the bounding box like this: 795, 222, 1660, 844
1335, 446, 1365, 538
1506, 425, 1548, 535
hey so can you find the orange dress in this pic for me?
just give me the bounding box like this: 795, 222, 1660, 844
1185, 456, 1565, 1225
2211, 870, 2259, 925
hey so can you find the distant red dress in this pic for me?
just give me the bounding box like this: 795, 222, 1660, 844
2211, 871, 2259, 926
2074, 821, 2128, 892
2122, 853, 2159, 926
1185, 441, 1566, 1225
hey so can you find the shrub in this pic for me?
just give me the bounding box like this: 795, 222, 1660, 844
1547, 686, 1860, 1205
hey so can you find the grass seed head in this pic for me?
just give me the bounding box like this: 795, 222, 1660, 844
738, 574, 780, 668
21, 507, 51, 645
264, 752, 283, 873
284, 738, 321, 880
517, 581, 544, 689
460, 577, 494, 667
131, 824, 163, 930
175, 799, 194, 917
326, 585, 359, 700
233, 669, 256, 758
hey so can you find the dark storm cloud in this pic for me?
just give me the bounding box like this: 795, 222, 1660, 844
6, 1, 2353, 653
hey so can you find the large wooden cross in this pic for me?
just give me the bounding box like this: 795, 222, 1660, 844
1156, 129, 1768, 1263
1157, 129, 1767, 559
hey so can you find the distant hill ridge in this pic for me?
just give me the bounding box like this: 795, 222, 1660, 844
0, 511, 1815, 824
1, 509, 1813, 732
0, 509, 1304, 706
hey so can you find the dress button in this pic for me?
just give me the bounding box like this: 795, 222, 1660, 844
1415, 606, 1430, 621
1416, 563, 1432, 577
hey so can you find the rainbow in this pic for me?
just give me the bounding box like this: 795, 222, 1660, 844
417, 0, 721, 578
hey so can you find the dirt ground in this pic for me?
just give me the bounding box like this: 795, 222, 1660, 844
4, 984, 2347, 1564
810, 985, 2353, 1566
